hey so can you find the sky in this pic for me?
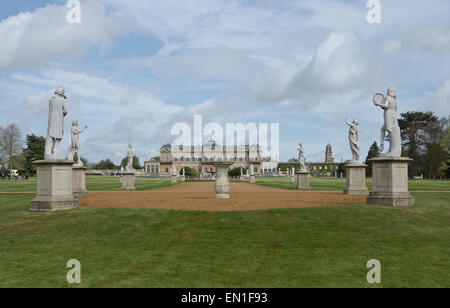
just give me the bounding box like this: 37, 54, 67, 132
0, 0, 449, 165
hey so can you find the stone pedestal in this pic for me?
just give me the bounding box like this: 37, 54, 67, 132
213, 162, 233, 199
121, 173, 136, 191
72, 166, 88, 198
344, 163, 369, 195
182, 176, 186, 182
239, 175, 244, 181
30, 160, 79, 212
250, 175, 256, 184
290, 176, 295, 183
296, 171, 311, 190
171, 175, 178, 184
367, 157, 414, 206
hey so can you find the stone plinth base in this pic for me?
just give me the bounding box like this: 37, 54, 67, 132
290, 176, 295, 183
296, 171, 311, 190
182, 176, 186, 182
73, 166, 88, 198
367, 157, 415, 206
121, 173, 136, 191
30, 160, 79, 212
250, 175, 256, 184
171, 175, 177, 184
344, 163, 369, 195
239, 175, 244, 181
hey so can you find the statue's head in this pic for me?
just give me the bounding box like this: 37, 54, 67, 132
72, 120, 78, 126
54, 88, 66, 98
387, 87, 396, 98
353, 119, 359, 125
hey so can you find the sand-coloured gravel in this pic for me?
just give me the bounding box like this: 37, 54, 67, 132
79, 182, 368, 212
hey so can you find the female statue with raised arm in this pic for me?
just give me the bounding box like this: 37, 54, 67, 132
345, 118, 361, 163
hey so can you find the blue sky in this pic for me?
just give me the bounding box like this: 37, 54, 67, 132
0, 0, 449, 165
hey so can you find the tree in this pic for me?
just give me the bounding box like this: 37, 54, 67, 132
422, 119, 447, 178
228, 167, 243, 177
0, 123, 23, 169
365, 141, 380, 177
179, 167, 198, 177
23, 134, 46, 175
151, 156, 160, 161
94, 159, 116, 170
121, 156, 141, 170
398, 111, 439, 177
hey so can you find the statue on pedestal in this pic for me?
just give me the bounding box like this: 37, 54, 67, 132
373, 87, 402, 157
250, 163, 254, 176
345, 118, 361, 163
45, 88, 68, 160
68, 120, 88, 167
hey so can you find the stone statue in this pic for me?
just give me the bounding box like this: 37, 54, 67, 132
250, 163, 254, 176
172, 164, 177, 176
292, 167, 295, 176
67, 120, 88, 167
125, 144, 134, 172
182, 167, 185, 176
298, 142, 307, 172
345, 118, 361, 162
120, 166, 124, 173
45, 88, 68, 160
240, 167, 243, 176
373, 87, 402, 157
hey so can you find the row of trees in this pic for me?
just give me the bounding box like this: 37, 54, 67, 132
365, 111, 449, 178
0, 123, 145, 175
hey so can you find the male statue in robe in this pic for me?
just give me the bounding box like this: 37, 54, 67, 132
45, 88, 68, 160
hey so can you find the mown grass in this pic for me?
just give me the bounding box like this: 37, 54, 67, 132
252, 177, 450, 191
0, 187, 449, 288
0, 176, 175, 192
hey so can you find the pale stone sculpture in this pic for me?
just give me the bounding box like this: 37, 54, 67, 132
298, 142, 307, 172
213, 162, 233, 198
125, 144, 134, 172
31, 88, 78, 211
120, 144, 136, 190
249, 163, 256, 183
373, 87, 401, 157
290, 167, 295, 183
345, 118, 361, 163
67, 120, 88, 167
171, 164, 177, 184
296, 142, 310, 190
45, 88, 68, 160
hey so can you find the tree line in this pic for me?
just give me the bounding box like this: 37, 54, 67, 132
2, 110, 449, 178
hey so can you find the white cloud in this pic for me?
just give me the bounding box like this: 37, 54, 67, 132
0, 1, 132, 71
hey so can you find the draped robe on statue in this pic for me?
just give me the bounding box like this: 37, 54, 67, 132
383, 95, 398, 133
348, 125, 361, 162
48, 96, 68, 140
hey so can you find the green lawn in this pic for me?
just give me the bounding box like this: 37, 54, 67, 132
0, 176, 174, 192
0, 178, 448, 288
252, 177, 450, 191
